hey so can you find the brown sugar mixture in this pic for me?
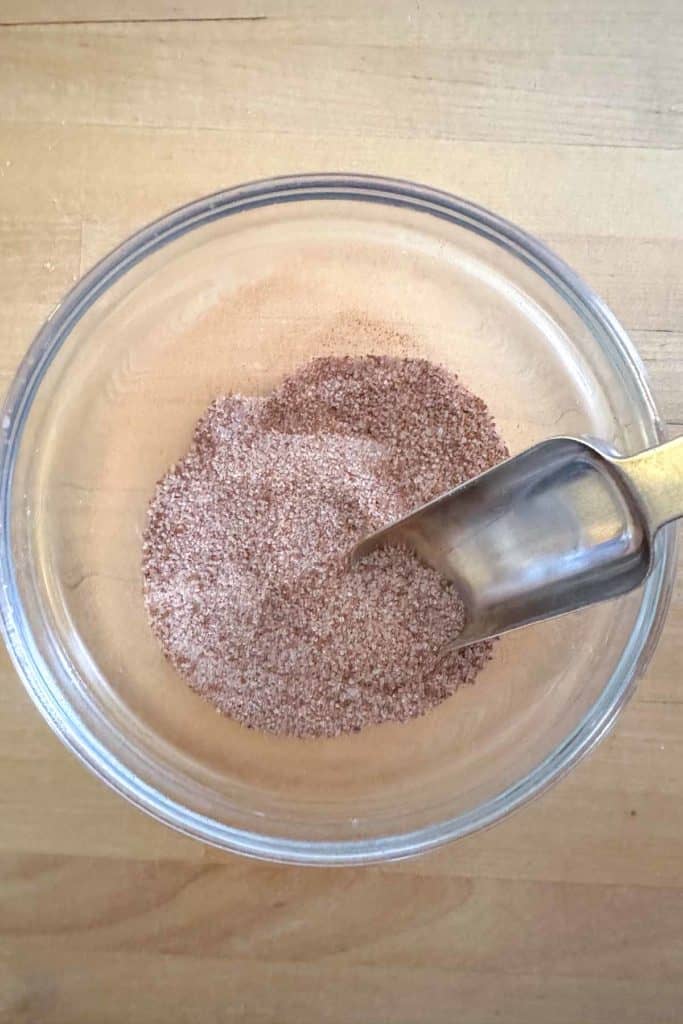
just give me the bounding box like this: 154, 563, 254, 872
142, 354, 508, 737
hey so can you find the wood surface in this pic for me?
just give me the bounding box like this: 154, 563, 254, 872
1, 3, 682, 1022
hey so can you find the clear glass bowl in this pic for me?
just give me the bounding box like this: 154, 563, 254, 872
0, 175, 675, 864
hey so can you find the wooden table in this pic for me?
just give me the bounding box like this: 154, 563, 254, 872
1, 4, 682, 1022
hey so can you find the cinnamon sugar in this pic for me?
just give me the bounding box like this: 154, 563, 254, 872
142, 353, 507, 737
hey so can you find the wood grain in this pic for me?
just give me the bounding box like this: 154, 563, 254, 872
1, 2, 682, 147
1, 3, 682, 1022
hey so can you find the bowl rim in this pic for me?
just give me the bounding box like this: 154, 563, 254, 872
0, 172, 676, 865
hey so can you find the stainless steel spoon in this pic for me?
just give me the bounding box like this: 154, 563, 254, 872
350, 436, 682, 650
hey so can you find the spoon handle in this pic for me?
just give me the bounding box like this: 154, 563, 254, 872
616, 436, 683, 534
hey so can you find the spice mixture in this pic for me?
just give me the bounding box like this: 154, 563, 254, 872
143, 353, 507, 737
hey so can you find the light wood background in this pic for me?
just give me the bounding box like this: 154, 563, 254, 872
1, 3, 682, 1022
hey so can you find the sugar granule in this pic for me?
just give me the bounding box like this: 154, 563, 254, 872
142, 354, 508, 737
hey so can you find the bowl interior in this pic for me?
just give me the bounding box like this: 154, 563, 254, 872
4, 183, 668, 857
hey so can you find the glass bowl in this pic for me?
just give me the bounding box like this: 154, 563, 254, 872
0, 174, 675, 864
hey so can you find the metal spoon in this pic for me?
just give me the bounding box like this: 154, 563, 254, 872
350, 436, 682, 650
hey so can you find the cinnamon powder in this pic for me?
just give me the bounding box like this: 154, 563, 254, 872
142, 352, 507, 737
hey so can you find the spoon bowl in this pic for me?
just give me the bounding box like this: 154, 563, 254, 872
352, 436, 682, 649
